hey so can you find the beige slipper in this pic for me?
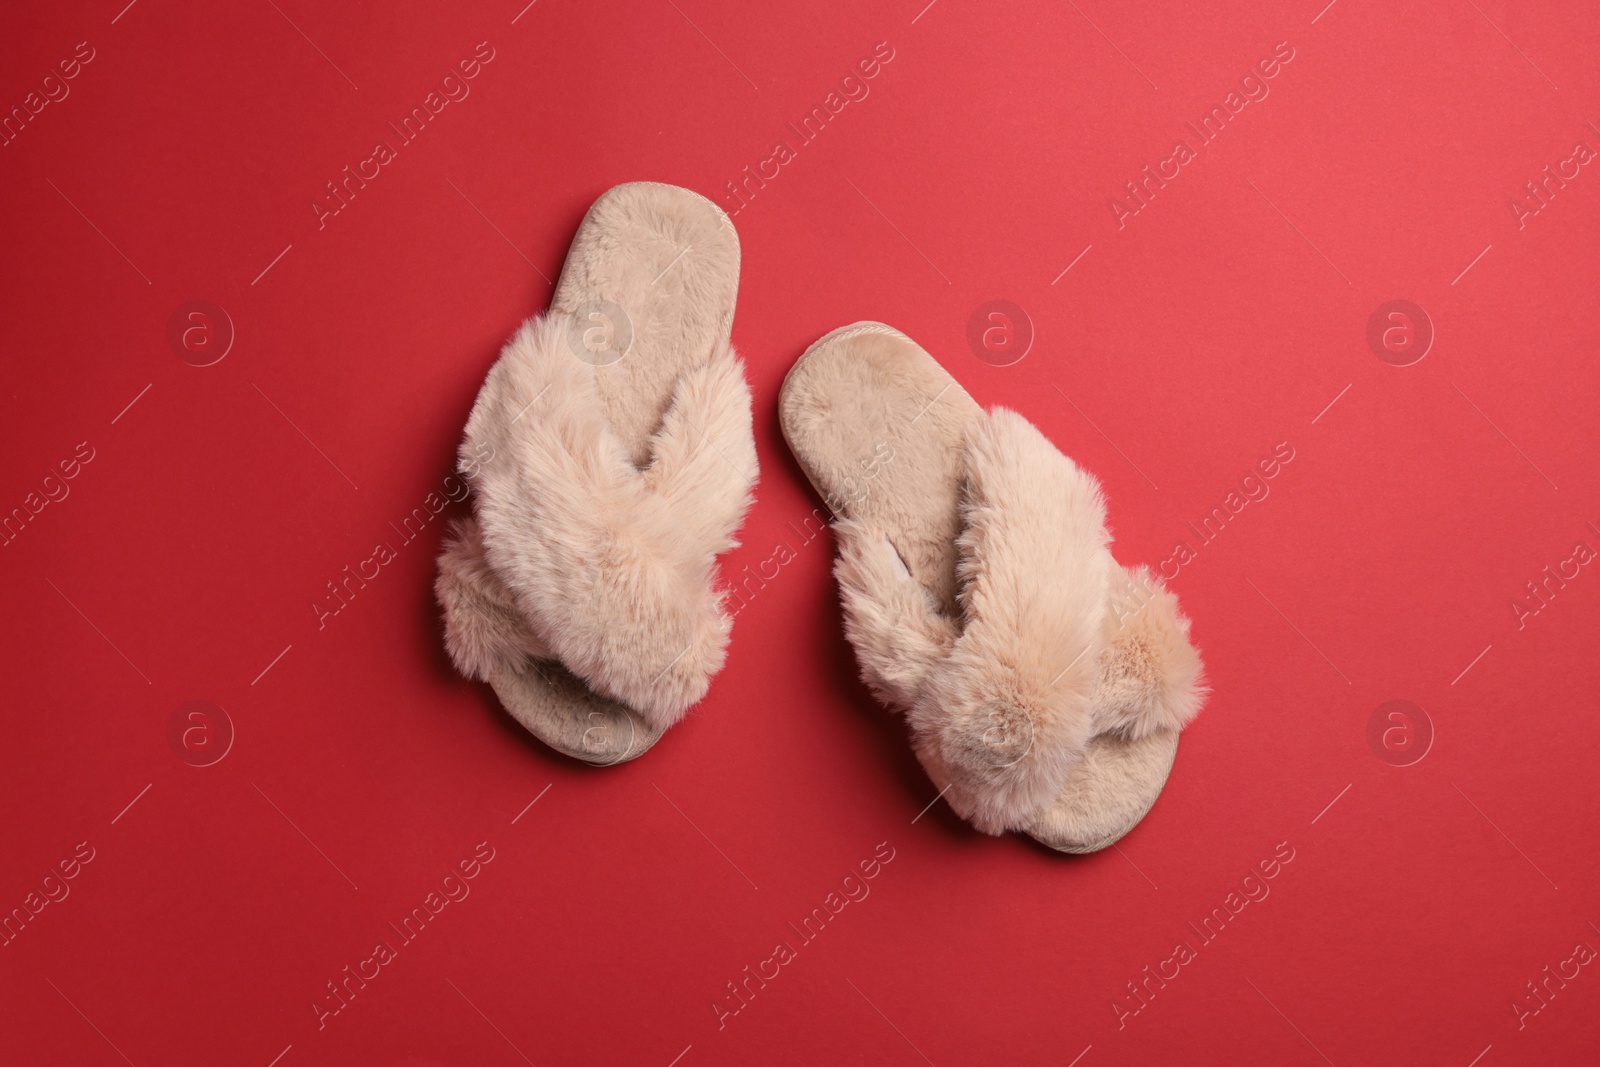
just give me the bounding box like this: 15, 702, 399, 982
779, 323, 1205, 851
436, 183, 757, 764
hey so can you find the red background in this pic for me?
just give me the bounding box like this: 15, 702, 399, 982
3, 1, 1598, 1064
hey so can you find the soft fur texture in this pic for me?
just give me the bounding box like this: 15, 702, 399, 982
835, 409, 1115, 834
458, 311, 757, 730
832, 524, 957, 712
436, 515, 552, 682
834, 518, 1207, 840
1093, 565, 1207, 740
919, 411, 1112, 833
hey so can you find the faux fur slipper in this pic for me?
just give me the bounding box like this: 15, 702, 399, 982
436, 183, 757, 764
779, 323, 1205, 852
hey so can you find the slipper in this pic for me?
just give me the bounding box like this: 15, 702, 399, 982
436, 182, 757, 765
779, 323, 1205, 851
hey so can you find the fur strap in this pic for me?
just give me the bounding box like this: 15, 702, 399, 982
450, 312, 757, 730
834, 408, 1203, 834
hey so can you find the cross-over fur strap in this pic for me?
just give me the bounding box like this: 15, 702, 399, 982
833, 408, 1203, 833
453, 312, 757, 729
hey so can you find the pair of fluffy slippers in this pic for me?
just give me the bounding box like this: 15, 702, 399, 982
437, 183, 1206, 852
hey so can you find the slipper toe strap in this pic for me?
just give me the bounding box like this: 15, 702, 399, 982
461, 312, 757, 730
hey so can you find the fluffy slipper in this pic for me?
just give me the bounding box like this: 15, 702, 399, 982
779, 323, 1205, 851
436, 182, 757, 764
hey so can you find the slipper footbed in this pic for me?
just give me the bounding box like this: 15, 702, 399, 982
556, 182, 740, 466
491, 659, 660, 766
780, 323, 979, 613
